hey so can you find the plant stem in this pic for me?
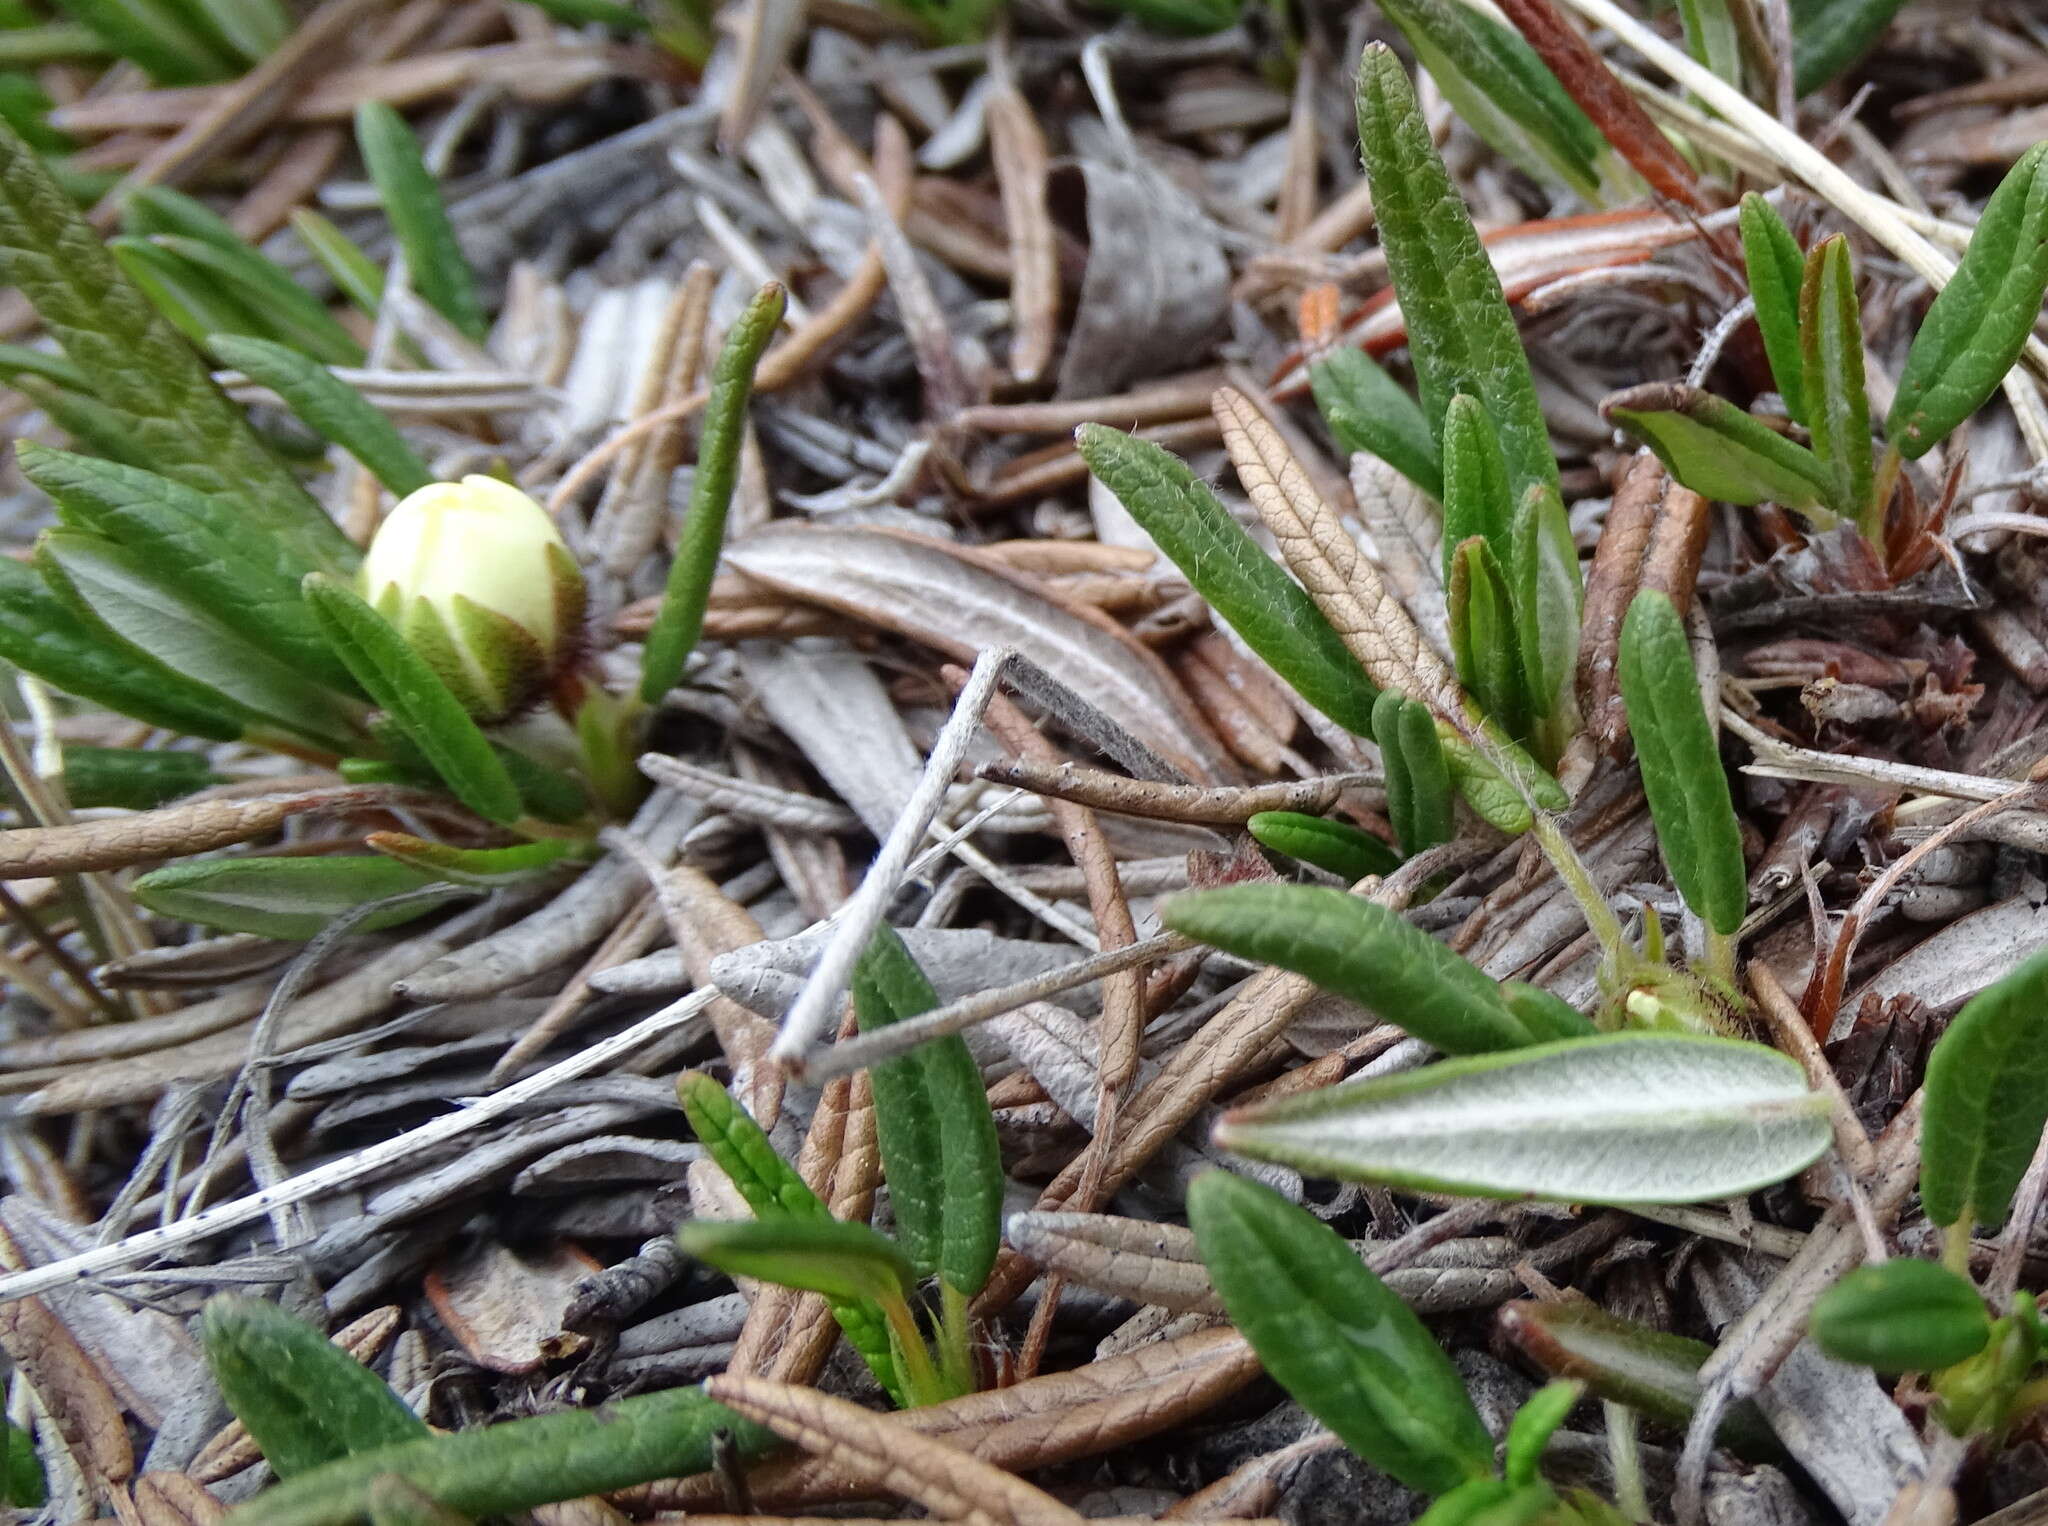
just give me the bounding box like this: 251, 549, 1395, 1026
1703, 923, 1737, 991
937, 1279, 974, 1398
1529, 812, 1632, 976
1869, 441, 1902, 549
877, 1290, 946, 1408
1942, 1217, 1975, 1279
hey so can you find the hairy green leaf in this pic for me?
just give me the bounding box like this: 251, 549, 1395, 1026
133, 854, 450, 939
1887, 143, 2048, 460
1797, 236, 1874, 527
1190, 1171, 1493, 1496
1214, 1032, 1831, 1203
1619, 590, 1746, 935
300, 573, 520, 823
1354, 43, 1557, 502
1811, 1260, 1992, 1373
1921, 947, 2048, 1229
1739, 193, 1808, 424
1603, 383, 1836, 518
1374, 690, 1455, 854
1499, 981, 1597, 1043
1309, 346, 1443, 499
60, 743, 217, 808
677, 1217, 917, 1306
1441, 395, 1513, 580
354, 102, 485, 341
145, 230, 362, 366
201, 1295, 428, 1478
1247, 810, 1402, 883
207, 335, 432, 496
1449, 535, 1529, 744
48, 0, 233, 80
1510, 481, 1582, 763
639, 282, 784, 701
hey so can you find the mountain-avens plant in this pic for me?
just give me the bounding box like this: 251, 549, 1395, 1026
0, 108, 787, 937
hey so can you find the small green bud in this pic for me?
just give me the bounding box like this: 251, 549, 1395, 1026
359, 475, 586, 721
1811, 1260, 1992, 1373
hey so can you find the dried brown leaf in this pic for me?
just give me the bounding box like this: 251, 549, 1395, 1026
0, 1292, 133, 1487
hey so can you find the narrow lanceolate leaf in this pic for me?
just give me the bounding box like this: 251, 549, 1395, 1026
853, 925, 1003, 1298
150, 234, 364, 366
1354, 42, 1558, 502
1080, 424, 1381, 737
207, 336, 432, 497
1618, 590, 1746, 936
354, 102, 485, 341
1920, 948, 2048, 1229
290, 208, 385, 318
1677, 0, 1742, 86
0, 117, 355, 576
1500, 981, 1597, 1043
1214, 1032, 1832, 1203
300, 574, 520, 825
1603, 383, 1836, 520
1797, 237, 1874, 528
1887, 142, 2048, 459
1441, 396, 1513, 580
1810, 1261, 1992, 1373
364, 832, 587, 888
132, 855, 449, 939
1790, 0, 1908, 95
21, 443, 358, 692
1374, 690, 1454, 855
49, 0, 236, 82
201, 1295, 427, 1479
1449, 536, 1530, 744
676, 1218, 916, 1307
61, 744, 217, 809
1309, 347, 1443, 500
639, 283, 786, 702
1189, 1172, 1494, 1496
0, 1419, 43, 1508
1740, 193, 1808, 424
1247, 810, 1401, 882
1378, 0, 1606, 198
38, 531, 362, 751
1510, 481, 1581, 763
1163, 883, 1539, 1055
0, 555, 243, 740
1504, 1381, 1583, 1489
213, 1386, 771, 1526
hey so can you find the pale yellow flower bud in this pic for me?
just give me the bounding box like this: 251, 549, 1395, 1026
360, 475, 586, 722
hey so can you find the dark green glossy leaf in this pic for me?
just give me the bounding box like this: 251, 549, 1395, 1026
1374, 690, 1455, 855
853, 924, 1002, 1298
1797, 236, 1874, 526
60, 743, 217, 808
640, 282, 784, 702
1189, 1171, 1493, 1496
301, 573, 520, 824
354, 102, 485, 341
1739, 193, 1807, 424
132, 854, 451, 939
1079, 423, 1380, 736
676, 1217, 916, 1306
1811, 1260, 1991, 1372
1790, 0, 1907, 95
1309, 346, 1442, 499
1921, 947, 2048, 1229
1887, 143, 2048, 460
1618, 590, 1746, 935
1354, 42, 1557, 502
1247, 810, 1401, 882
1604, 382, 1835, 518
1449, 535, 1530, 744
201, 1294, 428, 1478
207, 335, 431, 496
1163, 883, 1537, 1055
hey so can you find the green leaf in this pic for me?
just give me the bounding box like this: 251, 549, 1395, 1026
1374, 690, 1454, 855
207, 1385, 772, 1526
133, 854, 453, 939
300, 574, 521, 825
676, 1217, 916, 1306
354, 102, 485, 341
1618, 590, 1746, 936
1439, 717, 1569, 834
0, 339, 87, 390
1416, 1479, 1558, 1526
1677, 0, 1742, 86
201, 1294, 428, 1478
517, 0, 648, 27
1510, 481, 1582, 763
48, 0, 233, 80
1603, 383, 1836, 518
1189, 1171, 1493, 1496
207, 335, 433, 496
1920, 947, 2048, 1229
1886, 142, 2048, 460
289, 208, 384, 319
60, 742, 217, 808
1441, 396, 1513, 581
38, 530, 362, 750
1497, 1299, 1779, 1455
0, 116, 355, 575
0, 73, 77, 152
1499, 981, 1597, 1043
1309, 346, 1443, 499
1377, 0, 1606, 198
1247, 810, 1401, 883
363, 1475, 469, 1526
1213, 1032, 1832, 1203
1739, 193, 1808, 424
1354, 42, 1557, 503
179, 0, 286, 63
1789, 0, 1907, 95
1079, 423, 1380, 737
1163, 883, 1540, 1055
1504, 1380, 1582, 1488
1449, 535, 1530, 744
852, 925, 1003, 1299
1797, 236, 1874, 527
365, 831, 589, 887
0, 1419, 43, 1509
20, 442, 359, 692
110, 232, 272, 350
638, 283, 785, 701
13, 375, 158, 469
1810, 1261, 1992, 1373
674, 1071, 903, 1403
